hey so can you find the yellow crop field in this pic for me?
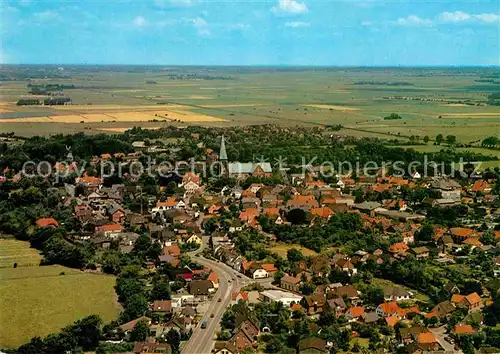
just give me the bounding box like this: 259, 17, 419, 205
303, 104, 360, 111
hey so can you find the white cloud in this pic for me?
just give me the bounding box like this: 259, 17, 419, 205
192, 17, 210, 36
271, 0, 308, 15
285, 21, 309, 28
133, 16, 147, 26
394, 15, 432, 26
439, 11, 500, 23
439, 11, 471, 22
33, 10, 59, 21
475, 13, 500, 23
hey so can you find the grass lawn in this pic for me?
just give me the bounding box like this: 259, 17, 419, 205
0, 239, 42, 268
350, 337, 369, 349
372, 278, 431, 303
268, 243, 318, 258
0, 263, 121, 348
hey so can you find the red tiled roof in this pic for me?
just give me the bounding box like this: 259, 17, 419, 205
389, 242, 409, 253
102, 224, 121, 232
35, 218, 59, 228
417, 332, 436, 344
453, 324, 476, 335
311, 207, 334, 218
348, 306, 365, 318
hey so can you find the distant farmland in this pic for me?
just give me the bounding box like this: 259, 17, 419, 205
0, 66, 498, 142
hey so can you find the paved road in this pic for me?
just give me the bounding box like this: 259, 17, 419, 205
181, 255, 243, 354
429, 326, 462, 353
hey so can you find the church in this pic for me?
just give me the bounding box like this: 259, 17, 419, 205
219, 136, 272, 179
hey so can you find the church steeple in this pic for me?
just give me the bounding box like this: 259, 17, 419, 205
219, 135, 228, 178
220, 135, 228, 161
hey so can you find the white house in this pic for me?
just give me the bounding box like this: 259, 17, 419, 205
259, 290, 303, 307
250, 268, 268, 279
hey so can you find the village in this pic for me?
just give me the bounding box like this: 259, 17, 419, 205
1, 127, 499, 354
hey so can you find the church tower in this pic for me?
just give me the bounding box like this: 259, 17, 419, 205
219, 135, 229, 178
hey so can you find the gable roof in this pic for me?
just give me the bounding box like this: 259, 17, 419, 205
35, 217, 59, 228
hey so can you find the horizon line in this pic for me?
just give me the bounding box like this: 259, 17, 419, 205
1, 63, 499, 68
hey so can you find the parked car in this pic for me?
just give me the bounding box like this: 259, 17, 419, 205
201, 320, 207, 329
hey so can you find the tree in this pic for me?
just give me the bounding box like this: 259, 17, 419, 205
480, 231, 496, 245
415, 224, 434, 242
423, 136, 430, 144
436, 134, 444, 145
130, 320, 149, 341
121, 294, 148, 322
287, 248, 304, 263
446, 135, 457, 145
363, 286, 385, 306
150, 279, 172, 300
166, 329, 181, 353
287, 209, 309, 225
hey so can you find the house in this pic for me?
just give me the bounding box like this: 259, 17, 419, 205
472, 180, 491, 194
452, 292, 482, 312
189, 280, 214, 295
430, 178, 462, 201
95, 223, 122, 237
410, 247, 430, 259
231, 291, 249, 304
229, 319, 260, 351
346, 306, 365, 322
328, 285, 360, 303
186, 234, 202, 245
298, 337, 327, 354
301, 294, 326, 314
261, 263, 277, 276
259, 290, 303, 307
453, 323, 477, 336
286, 195, 319, 211
118, 316, 151, 334
383, 286, 412, 302
334, 258, 357, 276
325, 297, 347, 317
376, 301, 401, 317
229, 219, 243, 233
430, 300, 456, 318
311, 207, 334, 219
35, 218, 59, 228
151, 300, 172, 313
280, 274, 301, 293
133, 342, 172, 354
107, 204, 125, 223
389, 242, 409, 254
227, 162, 273, 179
212, 341, 238, 354
249, 267, 268, 279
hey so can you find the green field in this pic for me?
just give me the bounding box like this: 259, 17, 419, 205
0, 239, 42, 268
372, 278, 430, 303
0, 241, 120, 348
269, 243, 318, 258
1, 66, 499, 142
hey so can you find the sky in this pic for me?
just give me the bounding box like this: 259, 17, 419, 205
1, 0, 499, 66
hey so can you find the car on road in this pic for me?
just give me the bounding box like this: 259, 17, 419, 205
217, 298, 222, 302
210, 314, 215, 318
201, 320, 207, 329
237, 275, 242, 278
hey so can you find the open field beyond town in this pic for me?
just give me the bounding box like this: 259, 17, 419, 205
1, 66, 498, 143
0, 241, 121, 348
268, 243, 318, 258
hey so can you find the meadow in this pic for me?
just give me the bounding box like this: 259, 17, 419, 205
0, 240, 120, 348
0, 66, 498, 143
269, 243, 318, 258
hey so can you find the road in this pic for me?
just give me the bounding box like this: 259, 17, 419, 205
182, 232, 250, 353
429, 326, 462, 354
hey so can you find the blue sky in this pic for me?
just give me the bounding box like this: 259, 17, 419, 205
1, 0, 499, 65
